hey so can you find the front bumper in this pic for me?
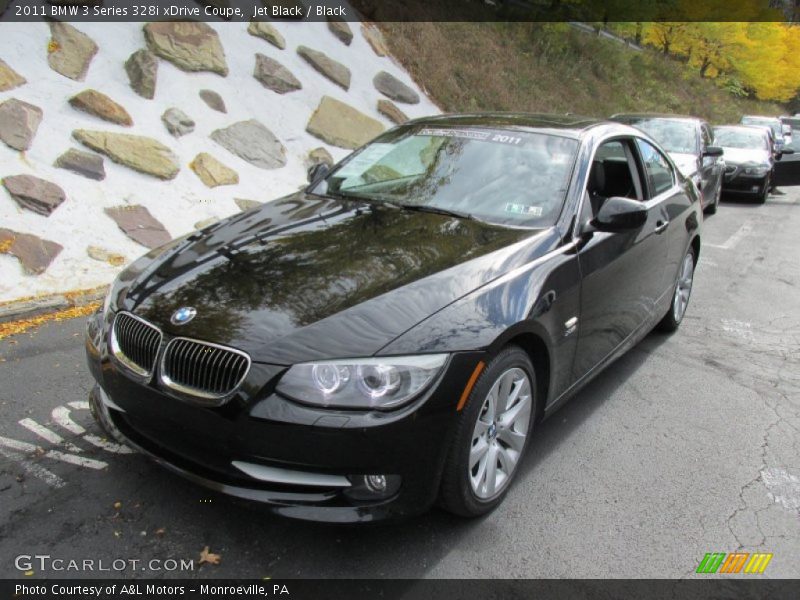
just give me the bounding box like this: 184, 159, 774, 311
721, 166, 769, 194
86, 311, 483, 523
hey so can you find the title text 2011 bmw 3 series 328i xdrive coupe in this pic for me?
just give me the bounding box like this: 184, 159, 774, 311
86, 114, 702, 523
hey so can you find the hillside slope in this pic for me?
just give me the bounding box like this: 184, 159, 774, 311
0, 21, 438, 303
379, 23, 785, 123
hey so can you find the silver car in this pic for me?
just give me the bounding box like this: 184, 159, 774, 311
741, 115, 787, 151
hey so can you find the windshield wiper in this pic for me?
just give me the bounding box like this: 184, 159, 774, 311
322, 191, 474, 221
396, 204, 473, 220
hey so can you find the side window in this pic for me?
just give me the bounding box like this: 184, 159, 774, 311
635, 139, 675, 197
584, 139, 644, 218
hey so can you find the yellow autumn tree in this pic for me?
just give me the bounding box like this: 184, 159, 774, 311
730, 23, 800, 101
639, 20, 800, 102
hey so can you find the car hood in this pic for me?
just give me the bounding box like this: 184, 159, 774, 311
116, 192, 554, 364
719, 147, 770, 166
668, 152, 699, 177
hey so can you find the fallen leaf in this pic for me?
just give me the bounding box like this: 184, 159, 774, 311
155, 528, 166, 536
199, 546, 221, 566
113, 501, 122, 510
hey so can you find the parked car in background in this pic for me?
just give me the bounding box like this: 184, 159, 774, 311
781, 116, 800, 149
777, 116, 800, 187
740, 115, 786, 151
782, 123, 793, 147
610, 113, 724, 214
713, 125, 778, 202
86, 114, 703, 522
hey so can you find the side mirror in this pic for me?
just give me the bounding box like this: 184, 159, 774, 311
307, 162, 330, 184
593, 197, 648, 232
703, 145, 724, 157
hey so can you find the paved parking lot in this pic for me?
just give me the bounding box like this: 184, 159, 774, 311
1, 186, 798, 579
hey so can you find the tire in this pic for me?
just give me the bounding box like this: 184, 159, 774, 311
757, 174, 770, 204
438, 346, 537, 518
705, 181, 721, 215
657, 246, 696, 333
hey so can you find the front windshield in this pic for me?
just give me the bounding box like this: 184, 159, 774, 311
741, 117, 781, 139
625, 119, 697, 154
313, 127, 579, 228
713, 128, 768, 150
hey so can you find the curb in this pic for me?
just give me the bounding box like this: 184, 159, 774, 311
0, 286, 108, 323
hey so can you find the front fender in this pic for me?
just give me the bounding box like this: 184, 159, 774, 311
379, 242, 582, 404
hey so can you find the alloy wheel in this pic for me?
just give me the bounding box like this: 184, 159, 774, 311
673, 252, 695, 323
469, 367, 532, 500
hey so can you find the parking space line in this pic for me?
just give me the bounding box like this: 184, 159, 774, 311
63, 401, 133, 454
45, 450, 107, 470
19, 418, 64, 445
18, 418, 84, 453
52, 406, 86, 435
706, 223, 752, 250
83, 433, 134, 454
0, 434, 108, 470
0, 435, 40, 453
0, 446, 66, 489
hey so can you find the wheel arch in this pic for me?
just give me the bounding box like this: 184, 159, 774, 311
691, 233, 701, 263
487, 328, 551, 422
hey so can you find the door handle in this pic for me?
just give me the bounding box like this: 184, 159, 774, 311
654, 220, 669, 234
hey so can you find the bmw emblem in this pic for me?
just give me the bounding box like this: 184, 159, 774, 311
171, 306, 197, 325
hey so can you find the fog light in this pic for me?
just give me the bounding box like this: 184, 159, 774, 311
365, 474, 387, 492
344, 474, 402, 501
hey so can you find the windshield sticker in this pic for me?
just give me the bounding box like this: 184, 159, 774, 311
418, 128, 526, 146
419, 128, 491, 141
505, 203, 543, 216
335, 143, 396, 177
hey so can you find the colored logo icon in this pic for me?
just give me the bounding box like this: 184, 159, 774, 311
696, 552, 773, 574
170, 307, 197, 325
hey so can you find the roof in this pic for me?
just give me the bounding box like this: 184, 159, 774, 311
714, 124, 770, 137
713, 124, 767, 131
611, 113, 701, 123
741, 115, 780, 121
401, 112, 605, 137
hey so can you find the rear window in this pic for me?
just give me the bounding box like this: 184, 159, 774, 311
713, 128, 768, 151
741, 116, 782, 139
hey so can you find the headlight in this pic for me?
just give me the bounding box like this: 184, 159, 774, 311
744, 165, 769, 176
276, 354, 448, 410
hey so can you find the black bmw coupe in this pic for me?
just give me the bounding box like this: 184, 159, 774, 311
86, 114, 702, 522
